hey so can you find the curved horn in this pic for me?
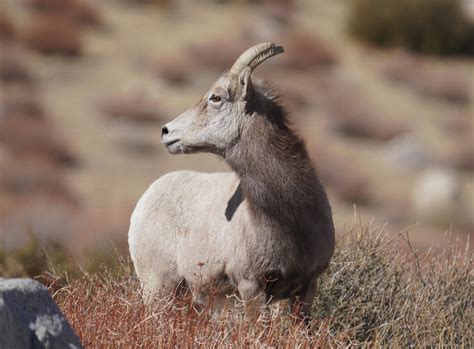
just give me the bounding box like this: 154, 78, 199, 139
230, 42, 284, 75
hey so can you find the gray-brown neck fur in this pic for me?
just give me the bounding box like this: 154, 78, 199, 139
225, 88, 332, 231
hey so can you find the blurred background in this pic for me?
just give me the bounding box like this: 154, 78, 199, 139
0, 0, 473, 273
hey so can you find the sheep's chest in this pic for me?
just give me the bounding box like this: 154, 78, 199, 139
238, 229, 308, 300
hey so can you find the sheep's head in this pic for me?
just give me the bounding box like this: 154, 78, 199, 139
161, 42, 284, 155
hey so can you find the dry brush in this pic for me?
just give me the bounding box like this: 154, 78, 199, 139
48, 222, 473, 347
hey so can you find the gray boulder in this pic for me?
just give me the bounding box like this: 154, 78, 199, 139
382, 134, 432, 173
0, 278, 82, 349
411, 168, 463, 226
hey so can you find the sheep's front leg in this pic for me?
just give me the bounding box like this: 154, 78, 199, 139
142, 279, 181, 311
290, 279, 317, 324
237, 279, 268, 321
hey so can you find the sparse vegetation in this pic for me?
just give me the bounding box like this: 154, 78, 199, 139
0, 55, 35, 85
0, 234, 127, 280
348, 0, 474, 55
313, 224, 472, 345
312, 147, 373, 205
153, 56, 196, 85
0, 118, 77, 166
1, 96, 45, 120
280, 32, 337, 69
0, 160, 76, 202
0, 11, 15, 42
381, 52, 472, 104
26, 0, 102, 28
447, 143, 474, 173
100, 93, 165, 124
35, 222, 472, 347
23, 15, 83, 56
314, 76, 408, 142
187, 38, 251, 72
0, 234, 73, 278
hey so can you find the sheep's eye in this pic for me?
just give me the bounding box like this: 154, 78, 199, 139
210, 94, 222, 103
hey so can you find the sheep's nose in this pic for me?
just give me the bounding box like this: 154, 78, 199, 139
161, 125, 169, 137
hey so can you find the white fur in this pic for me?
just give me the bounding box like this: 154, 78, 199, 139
129, 171, 253, 305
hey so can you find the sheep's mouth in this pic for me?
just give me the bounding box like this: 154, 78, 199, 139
163, 138, 182, 154
163, 139, 180, 147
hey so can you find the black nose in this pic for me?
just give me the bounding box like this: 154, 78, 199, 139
161, 126, 169, 136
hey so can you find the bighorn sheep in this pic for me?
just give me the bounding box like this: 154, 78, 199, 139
128, 43, 335, 318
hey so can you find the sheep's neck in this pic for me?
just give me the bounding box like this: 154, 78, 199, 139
226, 115, 326, 228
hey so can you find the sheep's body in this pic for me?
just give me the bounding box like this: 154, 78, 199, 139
129, 170, 333, 307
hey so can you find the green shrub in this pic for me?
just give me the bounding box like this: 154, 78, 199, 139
348, 0, 474, 55
0, 235, 73, 278
0, 235, 126, 280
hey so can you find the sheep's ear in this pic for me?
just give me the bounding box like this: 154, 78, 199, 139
237, 67, 253, 100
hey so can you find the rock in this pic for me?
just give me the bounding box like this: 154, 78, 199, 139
412, 168, 462, 226
0, 278, 82, 349
382, 134, 432, 173
0, 297, 32, 348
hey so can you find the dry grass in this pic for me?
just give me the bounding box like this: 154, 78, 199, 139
45, 222, 473, 347
55, 275, 344, 347
313, 223, 472, 346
